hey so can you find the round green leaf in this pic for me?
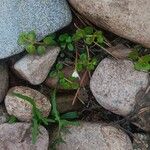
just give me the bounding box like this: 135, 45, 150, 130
26, 44, 36, 54
67, 43, 74, 51
37, 46, 46, 55
27, 31, 36, 42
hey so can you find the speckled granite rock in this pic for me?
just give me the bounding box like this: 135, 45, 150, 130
0, 0, 72, 59
55, 122, 133, 150
5, 86, 51, 122
14, 47, 60, 85
69, 0, 150, 48
90, 58, 149, 116
0, 63, 9, 103
0, 123, 49, 150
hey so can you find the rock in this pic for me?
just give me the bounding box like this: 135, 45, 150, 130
14, 47, 60, 85
55, 122, 133, 150
0, 105, 9, 124
0, 0, 72, 59
56, 90, 87, 113
0, 123, 49, 150
107, 44, 132, 59
130, 88, 150, 131
90, 58, 149, 116
0, 63, 9, 103
5, 86, 51, 122
133, 133, 150, 150
69, 0, 150, 48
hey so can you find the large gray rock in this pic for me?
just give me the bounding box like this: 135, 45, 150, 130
5, 86, 51, 122
69, 0, 150, 48
90, 58, 149, 116
14, 47, 60, 85
0, 63, 9, 103
55, 122, 133, 150
0, 0, 72, 59
0, 123, 49, 150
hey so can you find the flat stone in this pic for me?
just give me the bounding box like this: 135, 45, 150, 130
14, 47, 60, 85
69, 0, 150, 48
0, 123, 49, 150
0, 0, 72, 59
90, 58, 149, 116
5, 86, 51, 122
55, 122, 133, 150
0, 63, 9, 103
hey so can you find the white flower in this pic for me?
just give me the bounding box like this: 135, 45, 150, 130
72, 70, 80, 79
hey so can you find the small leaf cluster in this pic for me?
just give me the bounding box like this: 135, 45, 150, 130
73, 26, 104, 45
129, 50, 150, 72
50, 63, 79, 90
18, 31, 56, 55
76, 53, 98, 72
58, 33, 74, 51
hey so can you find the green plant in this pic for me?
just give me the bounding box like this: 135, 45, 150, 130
50, 89, 79, 149
7, 115, 18, 124
58, 33, 74, 51
129, 50, 150, 72
12, 91, 79, 147
49, 63, 80, 89
12, 92, 54, 144
76, 53, 98, 72
18, 31, 56, 55
73, 26, 104, 45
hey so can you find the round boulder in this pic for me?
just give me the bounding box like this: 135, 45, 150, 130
90, 58, 149, 116
5, 86, 51, 122
0, 123, 49, 150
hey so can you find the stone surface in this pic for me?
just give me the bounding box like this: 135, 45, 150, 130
55, 122, 133, 150
0, 123, 49, 150
130, 88, 150, 131
0, 105, 9, 124
133, 133, 150, 150
56, 91, 87, 113
107, 44, 132, 59
69, 0, 150, 48
0, 0, 72, 59
90, 58, 149, 116
0, 63, 9, 103
5, 86, 51, 122
14, 47, 60, 85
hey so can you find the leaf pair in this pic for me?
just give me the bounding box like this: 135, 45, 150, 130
58, 33, 74, 51
76, 53, 98, 72
129, 50, 150, 72
73, 26, 104, 45
18, 31, 56, 55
